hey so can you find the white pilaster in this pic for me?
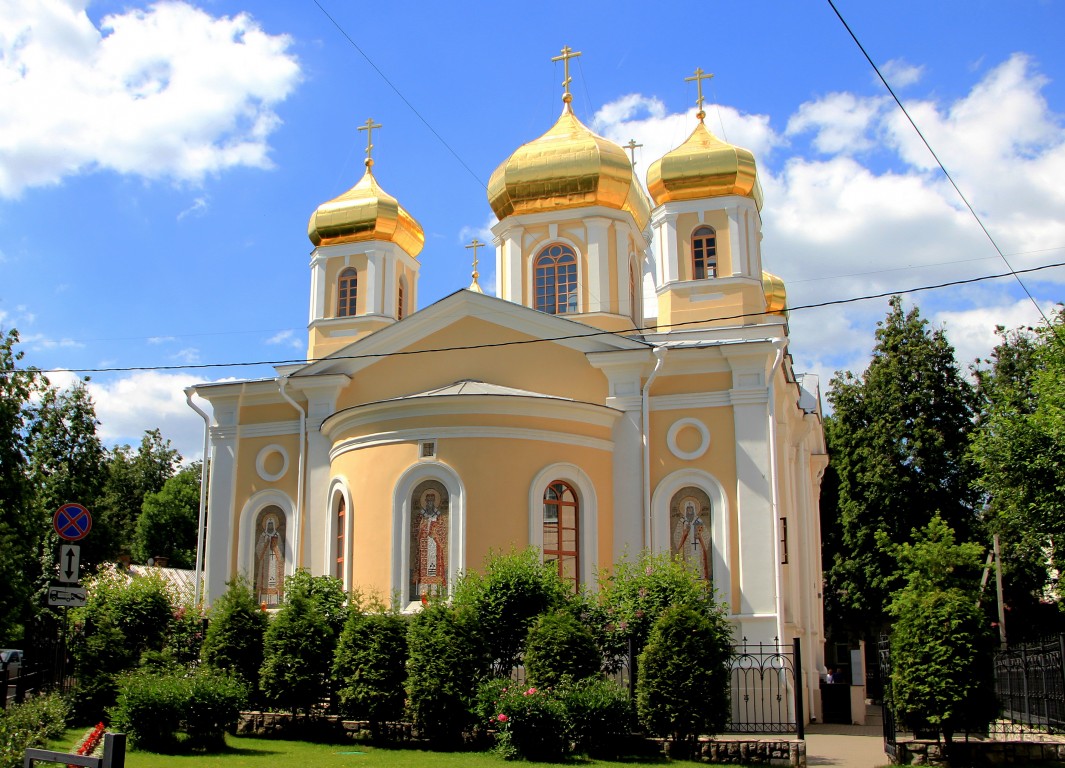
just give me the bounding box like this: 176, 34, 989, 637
728, 207, 748, 277
204, 398, 239, 605
615, 227, 630, 317
585, 217, 611, 314
365, 250, 381, 314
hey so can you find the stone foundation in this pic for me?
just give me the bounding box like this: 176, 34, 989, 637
699, 738, 805, 766
895, 738, 1065, 766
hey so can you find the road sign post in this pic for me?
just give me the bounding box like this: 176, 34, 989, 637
57, 544, 80, 584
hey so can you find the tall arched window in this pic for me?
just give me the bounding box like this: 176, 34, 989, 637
692, 226, 717, 280
629, 258, 638, 324
397, 277, 405, 320
335, 495, 346, 580
534, 244, 578, 315
669, 486, 712, 582
543, 481, 579, 591
337, 268, 358, 317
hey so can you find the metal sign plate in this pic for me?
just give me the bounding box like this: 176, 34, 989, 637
47, 585, 87, 607
57, 544, 80, 584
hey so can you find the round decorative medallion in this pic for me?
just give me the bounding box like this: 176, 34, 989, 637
666, 418, 710, 461
255, 444, 290, 482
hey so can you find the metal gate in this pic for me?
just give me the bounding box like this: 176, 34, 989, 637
878, 635, 897, 758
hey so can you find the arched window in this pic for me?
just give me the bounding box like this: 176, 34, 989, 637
253, 505, 286, 605
534, 244, 578, 315
543, 481, 579, 591
629, 258, 638, 324
669, 486, 712, 582
397, 277, 405, 320
335, 495, 346, 580
692, 226, 717, 280
337, 268, 357, 317
409, 480, 449, 601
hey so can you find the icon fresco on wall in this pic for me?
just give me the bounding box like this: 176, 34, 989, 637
670, 486, 711, 582
254, 506, 286, 606
409, 480, 448, 601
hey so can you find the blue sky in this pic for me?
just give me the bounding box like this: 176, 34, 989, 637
2, 0, 1063, 459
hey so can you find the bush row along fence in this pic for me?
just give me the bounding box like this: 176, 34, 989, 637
880, 632, 1065, 758
18, 613, 804, 737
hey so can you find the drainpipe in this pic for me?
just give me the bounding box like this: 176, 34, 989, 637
279, 375, 306, 569
642, 347, 667, 549
184, 387, 210, 607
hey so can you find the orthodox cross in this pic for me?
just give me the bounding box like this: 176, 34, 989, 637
358, 118, 382, 167
685, 67, 714, 117
551, 45, 582, 102
624, 139, 643, 167
466, 238, 484, 292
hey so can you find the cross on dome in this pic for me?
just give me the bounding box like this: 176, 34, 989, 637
685, 67, 714, 120
551, 45, 582, 105
358, 118, 382, 168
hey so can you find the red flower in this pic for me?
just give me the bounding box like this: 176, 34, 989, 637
497, 713, 508, 723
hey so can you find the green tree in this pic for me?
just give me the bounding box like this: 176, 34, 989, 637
0, 329, 46, 643
99, 429, 180, 559
523, 610, 600, 689
405, 601, 487, 747
635, 603, 732, 756
201, 577, 267, 702
970, 311, 1065, 635
451, 548, 569, 675
824, 297, 978, 636
332, 608, 408, 739
132, 462, 201, 567
883, 516, 995, 742
259, 590, 332, 716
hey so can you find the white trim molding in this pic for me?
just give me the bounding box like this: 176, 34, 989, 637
255, 444, 290, 482
666, 418, 710, 461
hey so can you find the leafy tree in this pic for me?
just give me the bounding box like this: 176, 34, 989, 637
451, 548, 569, 675
201, 577, 268, 702
0, 329, 46, 642
597, 549, 720, 664
28, 380, 108, 573
824, 297, 978, 636
99, 429, 180, 559
636, 603, 732, 756
283, 569, 348, 638
970, 311, 1065, 635
332, 607, 408, 738
883, 516, 995, 742
260, 590, 332, 715
405, 601, 487, 747
523, 610, 600, 689
132, 462, 201, 567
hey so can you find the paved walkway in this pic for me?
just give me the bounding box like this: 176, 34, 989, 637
805, 721, 889, 768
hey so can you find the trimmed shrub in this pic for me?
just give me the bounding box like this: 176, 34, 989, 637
493, 684, 569, 762
333, 610, 408, 737
636, 603, 732, 756
260, 590, 332, 715
562, 677, 634, 757
0, 693, 70, 768
201, 577, 267, 703
523, 610, 600, 688
451, 548, 569, 675
109, 667, 246, 752
405, 601, 487, 747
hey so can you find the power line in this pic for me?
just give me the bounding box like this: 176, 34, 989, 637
10, 260, 1063, 376
825, 0, 1056, 336
309, 0, 486, 191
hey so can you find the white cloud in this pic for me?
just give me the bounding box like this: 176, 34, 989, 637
880, 58, 924, 89
171, 347, 200, 364
177, 195, 208, 220
935, 298, 1060, 369
265, 329, 303, 350
0, 0, 301, 198
786, 93, 887, 154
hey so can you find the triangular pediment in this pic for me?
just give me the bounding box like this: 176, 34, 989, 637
289, 289, 649, 379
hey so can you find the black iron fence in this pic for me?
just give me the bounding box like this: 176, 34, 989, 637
726, 637, 803, 737
880, 633, 1065, 747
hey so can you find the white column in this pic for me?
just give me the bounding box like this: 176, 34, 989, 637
615, 228, 630, 317
502, 226, 524, 304
661, 213, 679, 284
364, 250, 381, 314
310, 252, 327, 323
204, 402, 239, 605
610, 400, 644, 556
382, 249, 397, 318
728, 206, 748, 277
584, 217, 611, 313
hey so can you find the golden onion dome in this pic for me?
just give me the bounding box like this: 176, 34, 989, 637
487, 103, 651, 231
307, 161, 425, 258
646, 118, 763, 210
762, 270, 788, 317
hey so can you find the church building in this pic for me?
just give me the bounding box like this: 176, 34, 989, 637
190, 53, 828, 716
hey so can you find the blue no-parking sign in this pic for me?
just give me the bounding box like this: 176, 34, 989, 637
53, 503, 92, 541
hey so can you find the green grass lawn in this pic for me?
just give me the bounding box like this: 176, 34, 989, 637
46, 728, 701, 768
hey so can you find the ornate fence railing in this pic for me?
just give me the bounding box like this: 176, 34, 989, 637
992, 634, 1065, 737
726, 637, 803, 737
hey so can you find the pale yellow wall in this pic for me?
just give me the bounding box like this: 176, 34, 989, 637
331, 411, 612, 445
334, 316, 609, 410
329, 435, 614, 604
653, 372, 732, 396
657, 281, 766, 331
238, 402, 298, 425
